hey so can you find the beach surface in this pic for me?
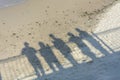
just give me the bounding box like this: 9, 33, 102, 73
0, 0, 116, 59
0, 0, 120, 80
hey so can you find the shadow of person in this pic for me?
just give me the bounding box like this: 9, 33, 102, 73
0, 73, 2, 80
21, 42, 45, 78
75, 28, 109, 56
49, 34, 77, 65
38, 42, 63, 72
68, 32, 97, 61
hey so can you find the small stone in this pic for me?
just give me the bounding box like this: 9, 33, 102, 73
28, 33, 31, 35
12, 33, 16, 35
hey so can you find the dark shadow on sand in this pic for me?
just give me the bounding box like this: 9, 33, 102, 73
76, 28, 109, 56
49, 34, 78, 65
68, 32, 97, 60
1, 28, 113, 79
0, 73, 2, 80
38, 42, 63, 71
21, 42, 45, 78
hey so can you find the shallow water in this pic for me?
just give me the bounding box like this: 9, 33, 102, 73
0, 0, 25, 8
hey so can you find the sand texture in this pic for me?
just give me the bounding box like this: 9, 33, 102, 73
0, 0, 116, 59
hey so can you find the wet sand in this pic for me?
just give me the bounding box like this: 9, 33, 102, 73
0, 0, 116, 59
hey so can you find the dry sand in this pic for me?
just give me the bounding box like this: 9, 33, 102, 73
0, 0, 116, 59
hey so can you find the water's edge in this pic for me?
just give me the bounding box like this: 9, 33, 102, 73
0, 0, 26, 8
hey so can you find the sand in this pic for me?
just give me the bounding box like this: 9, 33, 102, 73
0, 0, 116, 59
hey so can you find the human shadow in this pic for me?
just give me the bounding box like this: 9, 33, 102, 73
49, 34, 77, 65
38, 42, 63, 71
75, 28, 109, 56
0, 73, 2, 80
21, 42, 45, 78
68, 32, 97, 60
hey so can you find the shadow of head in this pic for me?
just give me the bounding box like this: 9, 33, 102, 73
49, 34, 56, 40
38, 42, 46, 48
67, 32, 75, 37
75, 28, 84, 33
75, 28, 89, 37
24, 42, 29, 47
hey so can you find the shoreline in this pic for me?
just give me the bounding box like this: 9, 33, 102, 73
0, 0, 26, 8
